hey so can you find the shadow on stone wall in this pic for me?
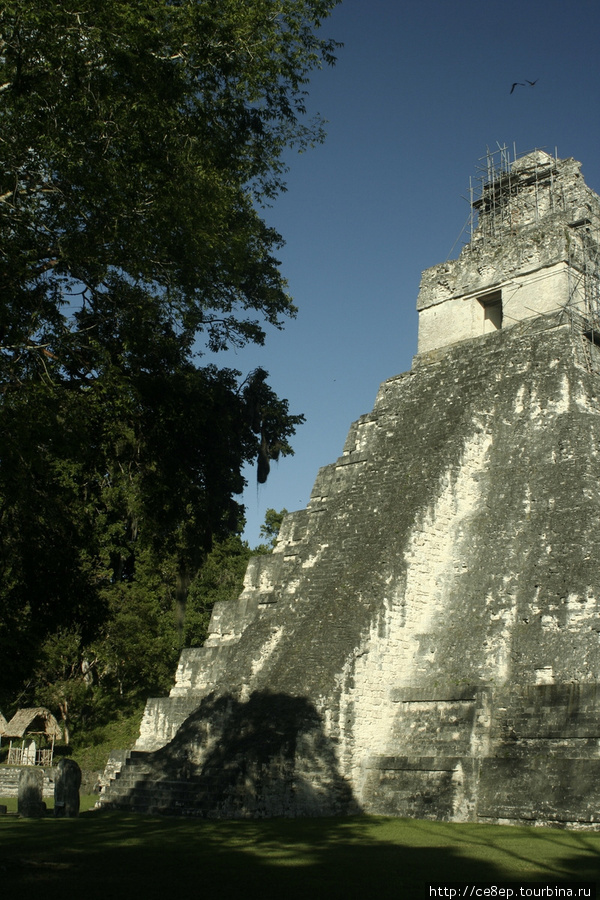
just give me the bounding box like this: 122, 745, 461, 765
146, 690, 359, 817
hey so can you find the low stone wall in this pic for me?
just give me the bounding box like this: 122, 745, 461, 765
0, 766, 55, 798
0, 765, 102, 798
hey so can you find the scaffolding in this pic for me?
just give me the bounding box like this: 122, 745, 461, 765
567, 217, 600, 373
468, 143, 564, 242
466, 144, 600, 374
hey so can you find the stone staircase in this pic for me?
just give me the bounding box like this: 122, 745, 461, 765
98, 749, 242, 816
97, 749, 294, 817
97, 751, 155, 812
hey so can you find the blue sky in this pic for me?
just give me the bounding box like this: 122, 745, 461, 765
218, 0, 600, 547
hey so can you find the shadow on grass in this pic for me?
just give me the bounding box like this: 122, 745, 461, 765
1, 812, 599, 900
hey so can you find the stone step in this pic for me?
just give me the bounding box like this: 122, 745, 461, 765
490, 736, 600, 757
365, 755, 461, 772
98, 790, 216, 814
113, 766, 153, 779
98, 769, 273, 814
104, 781, 205, 797
491, 706, 600, 740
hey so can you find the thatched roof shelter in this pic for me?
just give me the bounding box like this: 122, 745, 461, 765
0, 711, 7, 736
3, 708, 62, 765
3, 707, 62, 740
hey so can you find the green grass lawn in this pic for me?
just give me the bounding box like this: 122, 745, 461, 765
0, 794, 99, 814
1, 805, 598, 900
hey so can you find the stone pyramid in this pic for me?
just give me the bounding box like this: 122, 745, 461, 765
100, 151, 600, 826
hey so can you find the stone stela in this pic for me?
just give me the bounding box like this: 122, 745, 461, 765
99, 149, 600, 826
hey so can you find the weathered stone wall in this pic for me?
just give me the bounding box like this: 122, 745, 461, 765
417, 262, 579, 354
416, 152, 600, 354
100, 317, 600, 825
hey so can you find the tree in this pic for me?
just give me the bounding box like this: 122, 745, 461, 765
0, 0, 340, 373
257, 507, 289, 550
184, 532, 253, 648
0, 0, 340, 705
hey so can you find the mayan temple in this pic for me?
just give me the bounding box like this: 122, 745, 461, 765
99, 148, 600, 826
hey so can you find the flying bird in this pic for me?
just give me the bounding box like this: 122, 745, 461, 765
511, 79, 539, 94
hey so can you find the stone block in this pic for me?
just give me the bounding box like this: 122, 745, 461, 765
18, 767, 46, 818
54, 758, 81, 817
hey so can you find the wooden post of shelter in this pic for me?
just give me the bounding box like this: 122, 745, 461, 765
0, 711, 7, 760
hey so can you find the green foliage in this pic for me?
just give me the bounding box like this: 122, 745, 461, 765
0, 0, 339, 749
0, 0, 340, 374
97, 578, 179, 699
69, 707, 147, 772
258, 507, 289, 549
185, 534, 253, 647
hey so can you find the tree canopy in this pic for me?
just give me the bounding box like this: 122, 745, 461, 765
0, 0, 340, 371
0, 0, 339, 725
